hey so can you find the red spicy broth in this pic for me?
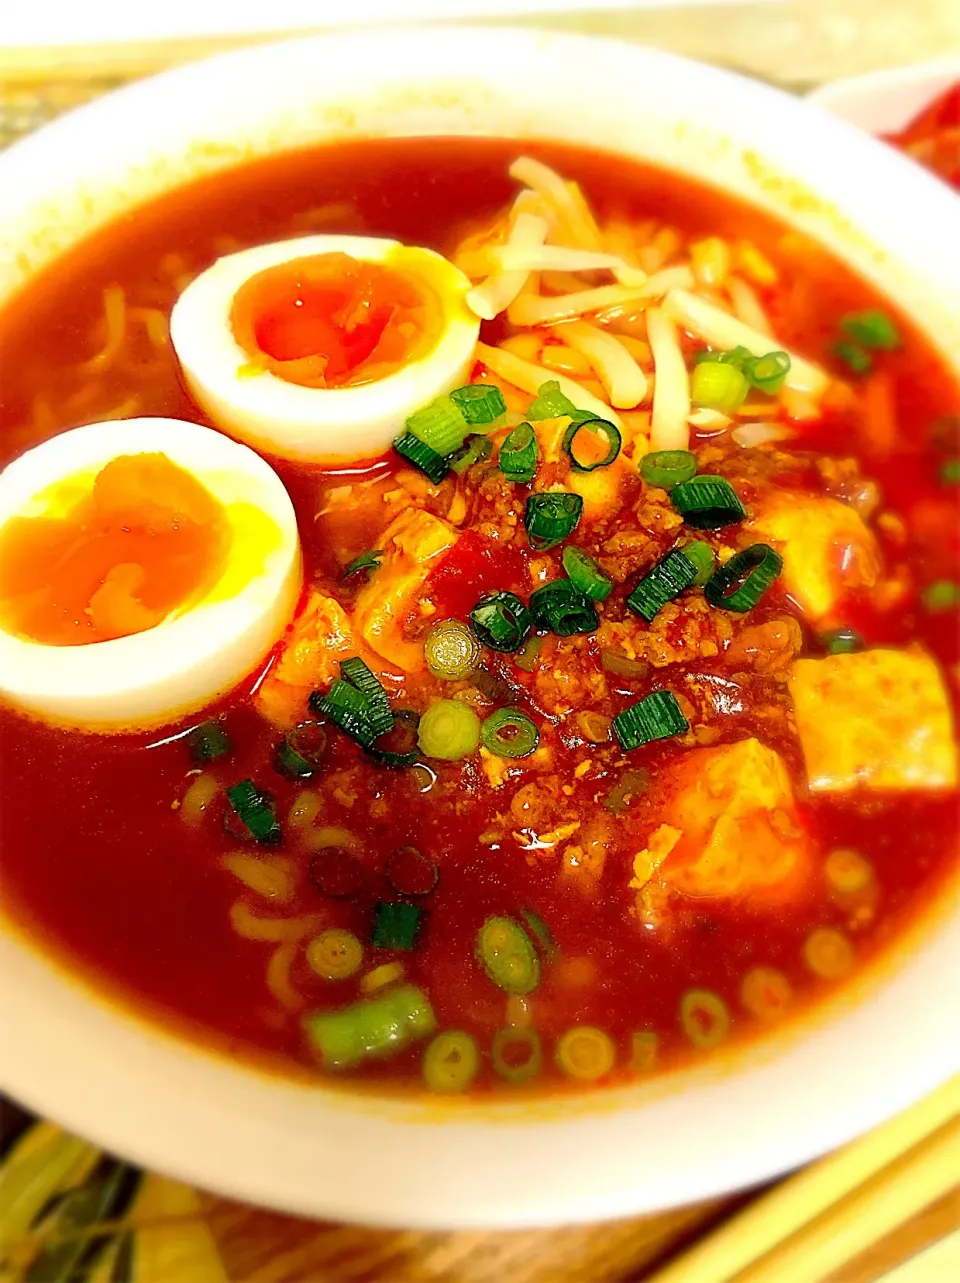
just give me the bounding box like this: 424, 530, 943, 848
0, 137, 957, 1094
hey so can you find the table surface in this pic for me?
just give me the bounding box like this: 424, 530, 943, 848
1, 5, 958, 1278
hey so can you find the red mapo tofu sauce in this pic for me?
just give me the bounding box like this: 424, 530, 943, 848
0, 138, 957, 1095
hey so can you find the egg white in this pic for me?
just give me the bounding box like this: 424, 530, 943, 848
0, 417, 302, 732
169, 234, 481, 464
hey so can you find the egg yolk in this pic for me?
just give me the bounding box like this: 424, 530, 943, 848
0, 453, 231, 645
230, 251, 443, 389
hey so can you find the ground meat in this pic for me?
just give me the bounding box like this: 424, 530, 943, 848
697, 441, 816, 509
462, 464, 522, 542
600, 596, 735, 669
593, 485, 683, 580
816, 455, 882, 518
678, 668, 800, 776
533, 635, 608, 715
510, 776, 563, 827
724, 617, 803, 672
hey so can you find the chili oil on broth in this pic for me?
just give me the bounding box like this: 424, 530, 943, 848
0, 137, 957, 1097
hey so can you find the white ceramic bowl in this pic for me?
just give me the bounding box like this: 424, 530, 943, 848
1, 27, 958, 1229
808, 56, 960, 134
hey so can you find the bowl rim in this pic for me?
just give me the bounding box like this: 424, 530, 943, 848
807, 54, 960, 132
1, 24, 958, 1229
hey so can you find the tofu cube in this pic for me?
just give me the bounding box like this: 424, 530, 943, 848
353, 508, 458, 672
749, 492, 881, 623
631, 737, 812, 909
789, 647, 958, 793
256, 591, 354, 728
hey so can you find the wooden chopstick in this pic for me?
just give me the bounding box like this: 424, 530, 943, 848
878, 1226, 960, 1282
645, 1075, 960, 1283
736, 1118, 960, 1283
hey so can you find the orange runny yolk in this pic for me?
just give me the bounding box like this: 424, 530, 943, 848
0, 453, 231, 645
230, 251, 442, 389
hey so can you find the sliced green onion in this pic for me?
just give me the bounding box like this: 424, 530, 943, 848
340, 656, 394, 738
424, 618, 482, 680
512, 633, 544, 673
450, 383, 506, 426
940, 459, 960, 485
561, 416, 622, 472
691, 360, 749, 413
304, 984, 435, 1070
612, 690, 689, 752
529, 578, 599, 637
601, 649, 649, 681
311, 679, 377, 748
640, 449, 697, 489
696, 344, 788, 397
694, 345, 753, 371
922, 579, 960, 612
527, 379, 579, 421
365, 709, 421, 769
499, 422, 539, 484
740, 966, 792, 1021
480, 708, 540, 758
289, 719, 327, 762
309, 846, 365, 899
821, 626, 863, 655
832, 341, 873, 377
386, 846, 439, 897
188, 719, 231, 764
492, 1027, 542, 1084
825, 849, 874, 896
562, 546, 613, 601
472, 665, 522, 705
423, 1031, 480, 1093
342, 549, 383, 581
372, 901, 423, 951
671, 475, 746, 529
626, 549, 697, 623
225, 779, 281, 845
840, 310, 901, 351
704, 543, 783, 612
556, 1026, 616, 1081
804, 926, 855, 980
679, 540, 716, 586
406, 395, 468, 455
576, 710, 611, 743
745, 350, 791, 394
631, 1030, 660, 1073
273, 738, 318, 781
603, 768, 651, 813
524, 491, 583, 550
477, 916, 540, 995
354, 961, 404, 991
306, 929, 364, 981
448, 434, 493, 475
469, 591, 533, 653
393, 431, 449, 483
519, 908, 558, 960
417, 699, 480, 761
680, 988, 730, 1049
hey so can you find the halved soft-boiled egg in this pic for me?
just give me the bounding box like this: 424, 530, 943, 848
170, 234, 481, 463
0, 417, 301, 731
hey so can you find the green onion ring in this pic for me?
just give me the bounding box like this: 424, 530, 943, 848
480, 708, 540, 758
365, 709, 421, 769
469, 591, 533, 653
561, 416, 622, 472
703, 543, 783, 612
